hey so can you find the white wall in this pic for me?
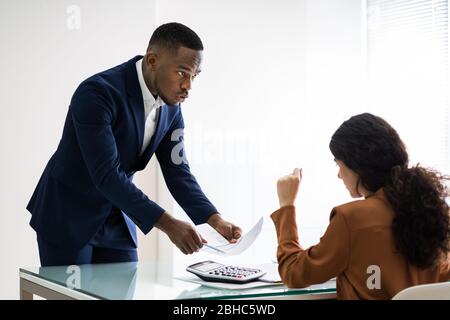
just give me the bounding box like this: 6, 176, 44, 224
5, 0, 443, 300
0, 0, 159, 299
0, 0, 366, 299
153, 0, 366, 275
155, 0, 448, 278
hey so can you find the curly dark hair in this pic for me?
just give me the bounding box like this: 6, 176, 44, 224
329, 113, 450, 268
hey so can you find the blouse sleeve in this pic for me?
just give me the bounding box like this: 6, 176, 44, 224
271, 206, 350, 288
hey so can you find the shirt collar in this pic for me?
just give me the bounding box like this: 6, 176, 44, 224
136, 58, 164, 106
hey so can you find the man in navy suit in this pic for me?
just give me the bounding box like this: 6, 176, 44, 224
27, 22, 242, 266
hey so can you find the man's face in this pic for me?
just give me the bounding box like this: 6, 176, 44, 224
145, 46, 203, 106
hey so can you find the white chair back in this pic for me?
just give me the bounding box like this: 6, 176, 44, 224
392, 282, 450, 300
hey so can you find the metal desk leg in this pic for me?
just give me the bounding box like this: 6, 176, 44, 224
20, 277, 75, 300
20, 278, 34, 300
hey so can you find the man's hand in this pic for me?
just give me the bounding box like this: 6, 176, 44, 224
155, 212, 206, 254
207, 213, 242, 243
277, 168, 302, 207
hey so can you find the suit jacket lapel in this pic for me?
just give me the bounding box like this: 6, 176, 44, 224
125, 56, 145, 159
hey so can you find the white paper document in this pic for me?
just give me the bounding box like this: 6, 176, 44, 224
176, 275, 283, 290
254, 262, 282, 283
196, 217, 263, 256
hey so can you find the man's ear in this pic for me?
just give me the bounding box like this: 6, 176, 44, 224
145, 51, 158, 71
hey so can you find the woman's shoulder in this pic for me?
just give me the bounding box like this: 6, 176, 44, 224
331, 189, 393, 221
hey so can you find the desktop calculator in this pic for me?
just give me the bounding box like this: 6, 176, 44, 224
186, 260, 266, 284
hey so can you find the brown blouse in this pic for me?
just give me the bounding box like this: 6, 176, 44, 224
271, 189, 450, 299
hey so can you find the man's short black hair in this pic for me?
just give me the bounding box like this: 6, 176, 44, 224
148, 22, 203, 53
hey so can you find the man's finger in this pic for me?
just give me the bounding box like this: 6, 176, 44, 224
185, 237, 198, 254
192, 238, 202, 252
232, 227, 242, 239
226, 225, 234, 240
192, 231, 203, 246
200, 234, 208, 244
219, 224, 232, 240
182, 243, 190, 254
179, 245, 187, 255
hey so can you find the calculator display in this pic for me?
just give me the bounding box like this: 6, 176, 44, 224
195, 262, 223, 272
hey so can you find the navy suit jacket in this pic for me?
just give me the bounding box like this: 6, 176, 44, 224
27, 56, 218, 251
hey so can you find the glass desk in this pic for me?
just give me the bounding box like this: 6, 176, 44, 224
19, 262, 336, 300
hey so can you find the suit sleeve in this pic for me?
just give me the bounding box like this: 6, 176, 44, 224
70, 79, 165, 234
271, 206, 350, 288
155, 110, 218, 224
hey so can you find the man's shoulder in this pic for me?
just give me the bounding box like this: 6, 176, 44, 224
75, 56, 142, 93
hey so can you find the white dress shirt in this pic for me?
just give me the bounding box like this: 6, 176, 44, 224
135, 58, 165, 156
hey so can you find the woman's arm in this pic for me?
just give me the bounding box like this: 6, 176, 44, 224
271, 168, 350, 288
271, 206, 350, 288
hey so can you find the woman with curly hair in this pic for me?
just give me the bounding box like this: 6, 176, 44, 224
271, 113, 450, 299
